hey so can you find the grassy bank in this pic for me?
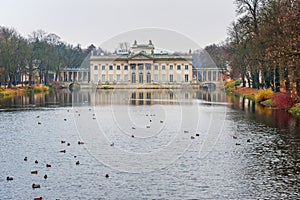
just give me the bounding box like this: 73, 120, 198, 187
0, 85, 50, 98
225, 80, 300, 117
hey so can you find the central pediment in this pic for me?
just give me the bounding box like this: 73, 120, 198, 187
128, 52, 153, 60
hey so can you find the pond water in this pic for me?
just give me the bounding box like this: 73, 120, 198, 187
0, 89, 299, 199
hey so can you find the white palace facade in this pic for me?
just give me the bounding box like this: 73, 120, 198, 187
89, 40, 193, 87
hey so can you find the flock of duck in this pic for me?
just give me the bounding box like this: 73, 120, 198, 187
4, 106, 248, 199
5, 109, 111, 200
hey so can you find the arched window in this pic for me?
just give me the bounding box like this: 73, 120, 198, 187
132, 72, 136, 83
146, 72, 151, 83
139, 72, 143, 83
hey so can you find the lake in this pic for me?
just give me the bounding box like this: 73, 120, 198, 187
0, 88, 299, 199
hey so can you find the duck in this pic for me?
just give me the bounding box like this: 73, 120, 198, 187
61, 140, 66, 144
160, 120, 163, 123
196, 133, 200, 137
235, 143, 241, 146
32, 184, 40, 189
184, 130, 189, 133
150, 120, 152, 122
105, 174, 109, 178
110, 143, 114, 147
6, 176, 13, 181
31, 170, 38, 174
36, 116, 40, 118
46, 164, 51, 168
60, 150, 66, 153
35, 160, 38, 164
132, 127, 136, 130
76, 161, 80, 165
34, 197, 43, 200
233, 136, 237, 139
131, 135, 135, 138
67, 143, 70, 146
24, 156, 28, 161
191, 136, 195, 139
38, 122, 41, 125
44, 175, 48, 179
64, 119, 67, 121
247, 139, 251, 143
78, 141, 84, 145
146, 125, 150, 128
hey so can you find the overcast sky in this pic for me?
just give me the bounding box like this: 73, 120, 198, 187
0, 0, 236, 50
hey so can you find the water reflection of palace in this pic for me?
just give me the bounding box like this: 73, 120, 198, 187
70, 89, 227, 106
0, 89, 227, 109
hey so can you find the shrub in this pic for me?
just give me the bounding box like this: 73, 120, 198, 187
42, 86, 49, 92
235, 80, 241, 86
272, 92, 294, 109
255, 88, 273, 102
224, 80, 236, 91
245, 94, 256, 101
260, 99, 273, 107
33, 88, 42, 93
288, 103, 300, 116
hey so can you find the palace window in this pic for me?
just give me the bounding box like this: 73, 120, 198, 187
130, 64, 136, 70
139, 72, 143, 83
117, 65, 120, 70
185, 65, 189, 70
162, 65, 166, 70
169, 65, 173, 70
132, 72, 136, 83
138, 64, 144, 70
170, 74, 174, 82
124, 65, 128, 70
109, 74, 113, 82
94, 65, 98, 70
177, 65, 181, 70
146, 64, 151, 70
102, 74, 106, 82
109, 65, 113, 70
185, 74, 189, 82
146, 72, 151, 83
117, 74, 121, 82
102, 65, 106, 70
154, 65, 158, 70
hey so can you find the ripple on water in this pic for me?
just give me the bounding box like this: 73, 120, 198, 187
0, 106, 299, 199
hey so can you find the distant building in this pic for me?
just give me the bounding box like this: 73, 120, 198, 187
89, 40, 193, 86
59, 66, 90, 83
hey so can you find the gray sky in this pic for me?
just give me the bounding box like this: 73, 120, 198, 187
0, 0, 236, 50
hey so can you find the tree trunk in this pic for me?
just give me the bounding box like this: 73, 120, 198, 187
284, 67, 290, 91
275, 66, 280, 92
296, 78, 300, 96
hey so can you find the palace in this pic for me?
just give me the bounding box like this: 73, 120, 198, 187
89, 40, 193, 87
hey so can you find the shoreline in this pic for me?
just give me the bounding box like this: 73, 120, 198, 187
0, 84, 50, 98
228, 86, 300, 117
